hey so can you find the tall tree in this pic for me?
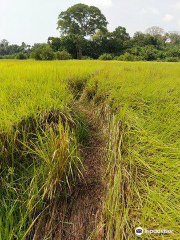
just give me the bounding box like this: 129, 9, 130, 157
57, 4, 108, 59
111, 26, 130, 41
145, 26, 165, 37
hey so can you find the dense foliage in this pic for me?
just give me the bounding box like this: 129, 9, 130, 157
0, 40, 31, 59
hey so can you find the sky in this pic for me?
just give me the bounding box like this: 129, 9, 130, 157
0, 0, 180, 45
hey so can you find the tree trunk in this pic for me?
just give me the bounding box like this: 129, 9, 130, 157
77, 48, 83, 60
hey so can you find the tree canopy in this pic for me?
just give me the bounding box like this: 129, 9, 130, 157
57, 4, 108, 37
145, 26, 165, 37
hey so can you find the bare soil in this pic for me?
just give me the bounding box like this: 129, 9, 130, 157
54, 105, 107, 240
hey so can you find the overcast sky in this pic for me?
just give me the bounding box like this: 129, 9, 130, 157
0, 0, 180, 45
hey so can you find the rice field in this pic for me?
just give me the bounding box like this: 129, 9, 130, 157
0, 60, 180, 239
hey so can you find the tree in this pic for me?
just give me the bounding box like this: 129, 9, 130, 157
48, 37, 62, 52
111, 26, 130, 51
0, 39, 9, 48
57, 4, 108, 59
166, 47, 180, 58
145, 26, 165, 37
132, 32, 146, 47
0, 39, 9, 55
139, 45, 158, 61
111, 26, 130, 41
167, 31, 180, 45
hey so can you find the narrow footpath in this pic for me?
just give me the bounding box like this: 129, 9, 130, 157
55, 104, 107, 240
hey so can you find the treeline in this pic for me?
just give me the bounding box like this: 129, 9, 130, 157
47, 28, 180, 62
0, 40, 31, 59
1, 3, 180, 62
1, 29, 180, 62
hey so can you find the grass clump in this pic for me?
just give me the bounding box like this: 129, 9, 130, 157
0, 110, 84, 240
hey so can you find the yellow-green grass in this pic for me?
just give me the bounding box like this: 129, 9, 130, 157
0, 60, 180, 239
0, 60, 99, 131
85, 61, 180, 239
0, 60, 96, 239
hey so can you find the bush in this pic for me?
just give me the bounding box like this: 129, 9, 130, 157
16, 53, 27, 60
31, 48, 42, 60
166, 48, 180, 58
55, 51, 72, 60
99, 53, 113, 60
165, 57, 180, 62
127, 46, 159, 61
31, 45, 55, 60
0, 55, 15, 59
117, 53, 143, 61
113, 56, 119, 60
41, 46, 55, 60
139, 46, 158, 61
81, 56, 93, 60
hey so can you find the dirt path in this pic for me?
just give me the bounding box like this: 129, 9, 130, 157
55, 105, 106, 240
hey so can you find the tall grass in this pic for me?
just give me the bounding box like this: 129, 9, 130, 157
0, 112, 85, 239
85, 62, 180, 239
0, 60, 94, 239
0, 60, 180, 239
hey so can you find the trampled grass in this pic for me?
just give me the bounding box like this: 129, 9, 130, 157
0, 60, 180, 239
86, 61, 180, 239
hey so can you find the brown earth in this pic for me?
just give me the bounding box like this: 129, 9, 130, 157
53, 105, 107, 240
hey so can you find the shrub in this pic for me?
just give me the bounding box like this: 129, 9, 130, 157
118, 53, 143, 61
127, 46, 159, 61
0, 55, 15, 59
31, 45, 55, 60
81, 56, 93, 60
165, 57, 180, 62
113, 56, 119, 60
166, 48, 180, 58
16, 53, 27, 60
41, 46, 55, 60
31, 48, 43, 60
99, 53, 113, 60
55, 51, 72, 60
139, 46, 158, 61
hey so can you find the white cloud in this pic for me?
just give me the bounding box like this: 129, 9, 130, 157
80, 0, 112, 7
178, 20, 180, 26
139, 7, 159, 15
150, 7, 160, 15
139, 8, 147, 15
163, 14, 174, 22
177, 2, 180, 9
